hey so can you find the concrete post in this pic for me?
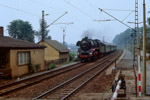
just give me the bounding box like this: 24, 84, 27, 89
142, 0, 146, 94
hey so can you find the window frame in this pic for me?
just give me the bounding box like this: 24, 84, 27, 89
17, 51, 30, 66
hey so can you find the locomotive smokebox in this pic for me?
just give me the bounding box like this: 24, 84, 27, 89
80, 37, 91, 51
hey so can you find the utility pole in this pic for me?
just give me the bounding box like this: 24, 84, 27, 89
134, 0, 138, 63
46, 12, 68, 28
135, 0, 142, 96
93, 19, 115, 22
63, 29, 66, 46
103, 36, 104, 42
59, 23, 73, 46
99, 8, 133, 29
142, 0, 146, 94
40, 11, 67, 42
41, 10, 45, 41
98, 8, 135, 52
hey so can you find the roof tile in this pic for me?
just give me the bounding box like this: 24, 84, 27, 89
45, 40, 69, 52
0, 36, 45, 49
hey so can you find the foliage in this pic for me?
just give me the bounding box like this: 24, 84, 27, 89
139, 26, 150, 53
28, 60, 41, 73
67, 44, 78, 52
69, 52, 76, 62
28, 60, 34, 73
113, 28, 132, 49
34, 64, 41, 71
48, 63, 56, 69
7, 19, 35, 42
113, 26, 150, 53
35, 19, 51, 41
148, 17, 150, 25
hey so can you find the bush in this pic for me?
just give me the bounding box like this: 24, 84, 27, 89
69, 52, 76, 62
34, 64, 40, 71
28, 60, 41, 73
73, 57, 79, 62
48, 63, 56, 69
28, 60, 34, 73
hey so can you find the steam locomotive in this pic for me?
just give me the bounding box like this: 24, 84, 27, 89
76, 37, 117, 62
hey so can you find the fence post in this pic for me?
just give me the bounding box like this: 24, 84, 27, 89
138, 55, 141, 96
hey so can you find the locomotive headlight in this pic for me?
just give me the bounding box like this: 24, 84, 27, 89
90, 52, 92, 55
77, 53, 80, 55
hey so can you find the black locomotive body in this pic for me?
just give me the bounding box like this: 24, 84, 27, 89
76, 37, 117, 62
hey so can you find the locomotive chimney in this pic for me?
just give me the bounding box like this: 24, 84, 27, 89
84, 37, 88, 40
0, 27, 4, 36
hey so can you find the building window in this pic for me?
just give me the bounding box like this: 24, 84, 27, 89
18, 52, 30, 65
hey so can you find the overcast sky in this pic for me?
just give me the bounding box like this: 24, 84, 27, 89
0, 0, 150, 44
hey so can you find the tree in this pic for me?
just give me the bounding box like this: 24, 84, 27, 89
139, 26, 150, 52
113, 26, 150, 53
35, 19, 51, 41
69, 52, 76, 62
113, 28, 132, 49
7, 20, 35, 42
148, 17, 150, 25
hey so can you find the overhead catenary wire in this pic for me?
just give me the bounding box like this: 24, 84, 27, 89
64, 0, 106, 34
82, 0, 98, 9
82, 0, 117, 39
64, 0, 118, 34
82, 0, 134, 31
102, 9, 135, 12
29, 0, 64, 14
30, 0, 86, 32
0, 3, 40, 18
46, 12, 68, 28
93, 19, 116, 22
122, 10, 134, 21
83, 0, 135, 12
99, 8, 133, 30
68, 24, 84, 32
64, 0, 94, 19
52, 22, 74, 25
30, 0, 53, 9
82, 0, 130, 38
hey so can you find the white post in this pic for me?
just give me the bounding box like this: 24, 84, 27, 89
111, 80, 122, 100
138, 55, 141, 96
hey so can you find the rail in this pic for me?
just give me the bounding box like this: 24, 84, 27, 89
0, 63, 84, 96
32, 50, 122, 100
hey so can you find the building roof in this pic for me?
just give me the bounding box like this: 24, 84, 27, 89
45, 40, 69, 53
0, 36, 45, 49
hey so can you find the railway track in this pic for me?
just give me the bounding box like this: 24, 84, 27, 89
32, 50, 122, 100
0, 51, 117, 97
1, 50, 122, 99
0, 63, 85, 96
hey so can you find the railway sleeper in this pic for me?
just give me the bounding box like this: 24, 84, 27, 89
0, 85, 23, 95
64, 89, 73, 92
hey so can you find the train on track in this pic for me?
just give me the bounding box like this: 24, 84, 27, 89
76, 37, 117, 62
